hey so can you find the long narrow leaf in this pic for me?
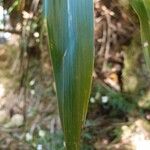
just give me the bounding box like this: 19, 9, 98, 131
131, 0, 150, 69
44, 1, 94, 150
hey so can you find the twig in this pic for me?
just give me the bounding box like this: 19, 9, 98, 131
0, 28, 21, 34
102, 13, 112, 72
98, 21, 107, 56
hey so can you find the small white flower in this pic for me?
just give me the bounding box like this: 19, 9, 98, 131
101, 96, 109, 103
30, 90, 35, 95
25, 133, 33, 141
29, 80, 35, 86
37, 144, 42, 150
38, 130, 46, 138
34, 32, 39, 38
90, 97, 95, 103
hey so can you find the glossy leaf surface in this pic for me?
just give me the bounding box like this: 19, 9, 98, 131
131, 0, 150, 68
44, 0, 94, 149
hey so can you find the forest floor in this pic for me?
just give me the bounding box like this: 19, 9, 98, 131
0, 31, 150, 150
0, 35, 61, 149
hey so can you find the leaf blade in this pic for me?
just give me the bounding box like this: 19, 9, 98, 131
44, 0, 94, 149
131, 0, 150, 69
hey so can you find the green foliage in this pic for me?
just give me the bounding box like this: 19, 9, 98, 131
36, 131, 65, 150
26, 129, 94, 150
81, 144, 93, 150
26, 130, 65, 150
107, 92, 134, 114
8, 0, 19, 13
93, 85, 135, 114
131, 0, 150, 69
44, 0, 94, 150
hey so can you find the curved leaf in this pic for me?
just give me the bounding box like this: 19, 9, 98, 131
131, 0, 150, 69
44, 0, 94, 149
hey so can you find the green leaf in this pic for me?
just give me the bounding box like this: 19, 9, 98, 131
131, 0, 150, 69
44, 1, 94, 150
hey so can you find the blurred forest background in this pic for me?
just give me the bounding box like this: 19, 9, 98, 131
0, 0, 150, 149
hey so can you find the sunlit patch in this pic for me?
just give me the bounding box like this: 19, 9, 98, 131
121, 119, 150, 150
131, 133, 150, 150
0, 83, 5, 98
22, 11, 33, 19
0, 5, 11, 40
